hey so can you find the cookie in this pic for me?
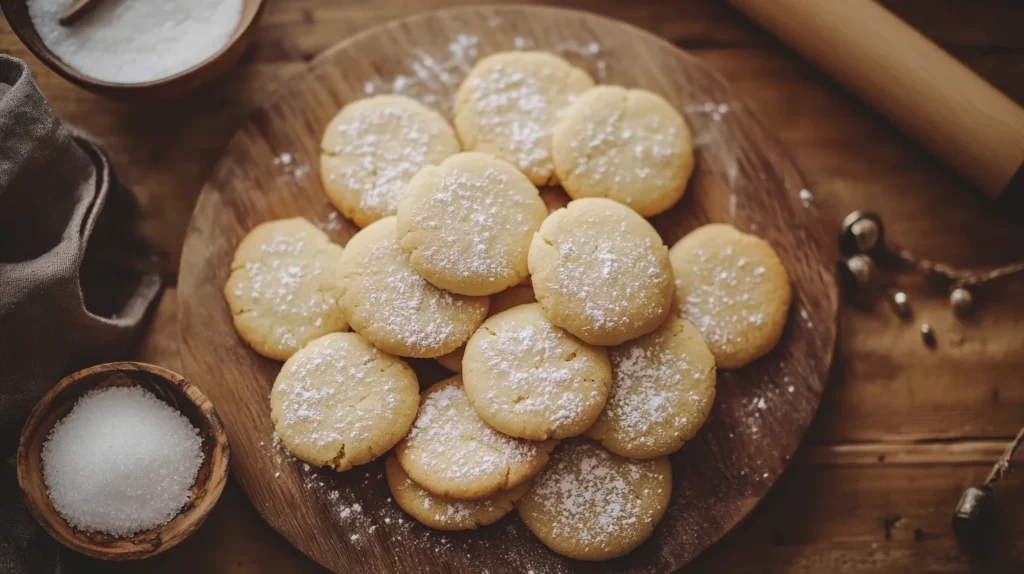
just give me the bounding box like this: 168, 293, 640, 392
552, 86, 694, 217
435, 283, 536, 372
320, 95, 460, 228
394, 376, 555, 500
224, 217, 348, 361
453, 51, 595, 186
528, 198, 674, 346
385, 455, 527, 531
270, 332, 419, 471
585, 315, 716, 458
397, 152, 547, 296
462, 303, 611, 440
517, 439, 672, 561
337, 217, 489, 358
669, 223, 791, 369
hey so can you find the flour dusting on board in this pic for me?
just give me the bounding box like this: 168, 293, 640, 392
259, 430, 575, 570
361, 34, 609, 113
272, 152, 310, 182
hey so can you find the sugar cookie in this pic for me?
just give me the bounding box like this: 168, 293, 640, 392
394, 377, 555, 500
528, 198, 674, 346
462, 303, 611, 440
552, 86, 694, 217
224, 217, 347, 361
435, 284, 536, 372
586, 315, 716, 458
669, 223, 791, 369
517, 439, 672, 561
270, 332, 419, 471
320, 95, 460, 228
397, 152, 547, 296
385, 456, 527, 531
454, 51, 595, 186
337, 217, 489, 358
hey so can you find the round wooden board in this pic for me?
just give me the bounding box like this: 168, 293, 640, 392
178, 6, 838, 573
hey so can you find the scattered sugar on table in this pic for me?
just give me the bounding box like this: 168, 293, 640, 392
41, 386, 204, 537
27, 0, 243, 84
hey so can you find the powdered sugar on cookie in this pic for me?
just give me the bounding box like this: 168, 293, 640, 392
462, 304, 610, 439
396, 378, 553, 499
320, 95, 459, 227
454, 51, 595, 185
517, 439, 672, 560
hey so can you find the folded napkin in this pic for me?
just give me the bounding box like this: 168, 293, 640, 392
0, 55, 162, 573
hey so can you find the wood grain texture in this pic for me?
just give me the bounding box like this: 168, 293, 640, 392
176, 6, 838, 572
78, 284, 1024, 574
728, 0, 1024, 198
16, 362, 230, 561
5, 0, 1023, 571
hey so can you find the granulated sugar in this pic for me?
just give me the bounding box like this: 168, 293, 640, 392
41, 386, 204, 537
28, 0, 243, 84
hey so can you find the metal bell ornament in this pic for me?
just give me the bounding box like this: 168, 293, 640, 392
890, 291, 911, 318
839, 210, 1024, 320
838, 211, 1024, 556
839, 211, 885, 256
952, 427, 1024, 553
950, 287, 974, 317
844, 254, 877, 288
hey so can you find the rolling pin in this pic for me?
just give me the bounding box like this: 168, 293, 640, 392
728, 0, 1024, 200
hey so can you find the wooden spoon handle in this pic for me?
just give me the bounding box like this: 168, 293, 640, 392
59, 0, 102, 26
729, 0, 1024, 199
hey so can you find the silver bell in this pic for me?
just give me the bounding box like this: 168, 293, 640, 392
840, 211, 885, 255
950, 287, 974, 317
845, 254, 877, 288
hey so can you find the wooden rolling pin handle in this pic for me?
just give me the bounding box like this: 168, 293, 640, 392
729, 0, 1024, 200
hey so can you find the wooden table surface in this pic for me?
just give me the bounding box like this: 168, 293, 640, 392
4, 1, 1023, 572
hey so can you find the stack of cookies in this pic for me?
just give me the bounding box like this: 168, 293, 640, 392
223, 50, 792, 562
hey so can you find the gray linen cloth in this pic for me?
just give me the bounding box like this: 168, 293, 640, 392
0, 55, 162, 573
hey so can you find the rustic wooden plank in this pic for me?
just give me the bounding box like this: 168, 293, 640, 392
797, 440, 1014, 466
693, 464, 1024, 573
7, 1, 1024, 572
66, 479, 322, 574
131, 290, 182, 374
3, 1, 1022, 277
66, 455, 1024, 573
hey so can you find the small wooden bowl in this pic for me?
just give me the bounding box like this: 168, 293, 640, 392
0, 0, 265, 100
16, 362, 230, 560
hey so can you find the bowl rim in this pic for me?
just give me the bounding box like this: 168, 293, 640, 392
0, 0, 266, 90
15, 361, 231, 560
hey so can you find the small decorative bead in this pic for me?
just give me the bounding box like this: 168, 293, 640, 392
950, 287, 974, 317
921, 324, 937, 348
845, 254, 876, 288
840, 211, 885, 255
851, 218, 880, 253
890, 291, 911, 318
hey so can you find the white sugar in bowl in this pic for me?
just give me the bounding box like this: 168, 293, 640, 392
0, 0, 265, 100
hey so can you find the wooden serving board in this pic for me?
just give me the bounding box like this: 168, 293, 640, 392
178, 6, 838, 573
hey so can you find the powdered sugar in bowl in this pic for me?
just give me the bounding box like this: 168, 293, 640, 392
16, 362, 230, 560
0, 0, 265, 100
